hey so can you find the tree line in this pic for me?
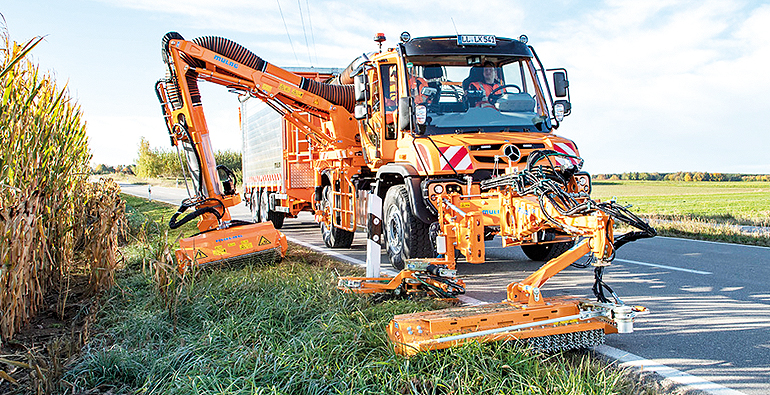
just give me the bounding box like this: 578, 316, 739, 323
134, 137, 242, 182
593, 172, 770, 182
91, 137, 243, 183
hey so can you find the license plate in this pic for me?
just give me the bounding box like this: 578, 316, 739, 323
457, 35, 496, 46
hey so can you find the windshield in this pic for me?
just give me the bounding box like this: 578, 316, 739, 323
405, 59, 551, 134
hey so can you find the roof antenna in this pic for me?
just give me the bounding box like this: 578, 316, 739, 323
451, 17, 459, 35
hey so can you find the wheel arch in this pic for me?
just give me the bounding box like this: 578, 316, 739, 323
375, 164, 436, 224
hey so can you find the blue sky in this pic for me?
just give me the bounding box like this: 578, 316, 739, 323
3, 0, 769, 173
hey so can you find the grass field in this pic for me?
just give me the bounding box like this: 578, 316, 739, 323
592, 180, 770, 246
592, 180, 770, 224
57, 195, 657, 395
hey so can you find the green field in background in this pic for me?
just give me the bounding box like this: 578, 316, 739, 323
591, 181, 770, 224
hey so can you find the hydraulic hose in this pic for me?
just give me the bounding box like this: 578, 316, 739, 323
168, 198, 224, 230
161, 32, 355, 112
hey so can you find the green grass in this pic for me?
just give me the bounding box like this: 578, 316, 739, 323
60, 196, 654, 395
592, 180, 770, 224
592, 180, 770, 246
122, 193, 199, 237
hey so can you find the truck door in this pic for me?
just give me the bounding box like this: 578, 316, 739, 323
364, 63, 398, 162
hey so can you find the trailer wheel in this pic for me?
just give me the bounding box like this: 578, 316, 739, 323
260, 190, 285, 229
320, 186, 354, 248
521, 240, 575, 261
383, 185, 432, 271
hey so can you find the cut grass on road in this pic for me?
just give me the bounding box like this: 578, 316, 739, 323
61, 195, 657, 394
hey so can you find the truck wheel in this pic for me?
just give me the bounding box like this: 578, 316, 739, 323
319, 186, 354, 248
521, 240, 575, 261
383, 185, 432, 271
260, 190, 285, 229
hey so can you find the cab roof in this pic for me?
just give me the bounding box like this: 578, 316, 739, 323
400, 35, 532, 58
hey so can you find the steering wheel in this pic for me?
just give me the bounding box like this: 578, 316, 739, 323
489, 84, 522, 97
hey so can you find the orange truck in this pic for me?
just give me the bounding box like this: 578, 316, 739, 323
156, 31, 655, 354
238, 33, 596, 270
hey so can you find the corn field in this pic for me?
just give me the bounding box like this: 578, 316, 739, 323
0, 21, 123, 345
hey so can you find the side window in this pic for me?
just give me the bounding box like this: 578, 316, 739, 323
379, 63, 398, 139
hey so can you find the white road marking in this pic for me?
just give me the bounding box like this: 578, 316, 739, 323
595, 345, 747, 395
615, 258, 713, 275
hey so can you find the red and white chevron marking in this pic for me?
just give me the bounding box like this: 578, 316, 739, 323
553, 142, 581, 167
245, 173, 282, 187
439, 146, 474, 171
414, 142, 431, 172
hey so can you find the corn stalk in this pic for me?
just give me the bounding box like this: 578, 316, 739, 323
0, 19, 121, 347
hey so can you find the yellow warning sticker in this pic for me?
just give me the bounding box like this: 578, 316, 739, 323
194, 250, 208, 260
212, 245, 227, 256
459, 202, 471, 208
240, 239, 253, 250
278, 83, 304, 98
228, 242, 236, 247
258, 236, 271, 246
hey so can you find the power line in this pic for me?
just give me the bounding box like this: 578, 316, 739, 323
305, 0, 318, 64
297, 0, 312, 65
276, 0, 300, 65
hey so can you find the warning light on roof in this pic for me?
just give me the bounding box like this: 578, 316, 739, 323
374, 33, 387, 51
400, 31, 411, 43
519, 35, 528, 44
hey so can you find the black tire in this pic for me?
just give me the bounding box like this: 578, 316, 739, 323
260, 190, 285, 229
383, 185, 433, 271
521, 240, 575, 261
319, 186, 354, 248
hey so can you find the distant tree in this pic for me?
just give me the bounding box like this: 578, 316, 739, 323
136, 137, 164, 178
93, 164, 109, 174
693, 172, 706, 181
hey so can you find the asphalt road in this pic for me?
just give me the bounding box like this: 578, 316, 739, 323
120, 183, 769, 395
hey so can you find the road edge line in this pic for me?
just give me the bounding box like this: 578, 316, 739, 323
593, 345, 747, 395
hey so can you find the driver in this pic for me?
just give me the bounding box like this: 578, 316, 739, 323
468, 62, 501, 108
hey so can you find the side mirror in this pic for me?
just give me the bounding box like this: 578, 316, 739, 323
354, 103, 368, 120
553, 71, 569, 98
553, 100, 571, 120
398, 97, 411, 131
354, 74, 368, 102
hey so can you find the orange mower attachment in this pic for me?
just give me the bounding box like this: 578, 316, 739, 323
175, 222, 288, 269
338, 259, 465, 300
386, 238, 649, 355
